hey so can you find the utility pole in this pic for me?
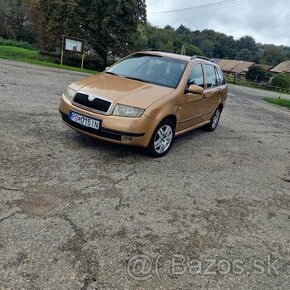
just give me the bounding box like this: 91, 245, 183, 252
181, 44, 186, 55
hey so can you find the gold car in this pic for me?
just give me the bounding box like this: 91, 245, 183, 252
59, 51, 227, 157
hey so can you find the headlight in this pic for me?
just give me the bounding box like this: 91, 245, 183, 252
113, 104, 144, 118
63, 86, 76, 102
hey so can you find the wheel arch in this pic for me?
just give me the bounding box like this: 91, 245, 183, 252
162, 114, 177, 128
218, 102, 224, 112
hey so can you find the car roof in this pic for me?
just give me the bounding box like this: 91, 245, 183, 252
139, 50, 216, 65
140, 50, 191, 61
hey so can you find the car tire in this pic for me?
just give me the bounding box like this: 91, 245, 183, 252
205, 106, 222, 132
147, 119, 175, 157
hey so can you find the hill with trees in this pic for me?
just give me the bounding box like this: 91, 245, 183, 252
0, 0, 289, 69
132, 23, 290, 67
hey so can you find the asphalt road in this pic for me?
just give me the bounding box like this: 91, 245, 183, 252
1, 59, 290, 289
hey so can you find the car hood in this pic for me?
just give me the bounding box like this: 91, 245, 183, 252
70, 72, 175, 109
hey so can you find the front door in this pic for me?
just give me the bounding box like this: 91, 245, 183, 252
178, 63, 207, 131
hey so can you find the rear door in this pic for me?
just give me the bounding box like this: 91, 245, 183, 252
202, 64, 222, 120
216, 66, 228, 100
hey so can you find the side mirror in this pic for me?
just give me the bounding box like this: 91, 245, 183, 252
187, 84, 204, 95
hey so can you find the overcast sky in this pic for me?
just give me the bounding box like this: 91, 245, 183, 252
146, 0, 290, 46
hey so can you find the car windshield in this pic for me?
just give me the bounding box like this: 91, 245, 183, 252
106, 53, 188, 89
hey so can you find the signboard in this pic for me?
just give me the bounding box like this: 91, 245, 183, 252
61, 36, 86, 69
64, 37, 84, 54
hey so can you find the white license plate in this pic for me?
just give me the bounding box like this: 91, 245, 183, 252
69, 111, 100, 130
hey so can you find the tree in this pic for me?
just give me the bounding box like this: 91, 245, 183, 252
0, 0, 35, 42
199, 39, 215, 57
30, 0, 81, 52
148, 27, 175, 52
261, 45, 286, 66
175, 24, 190, 35
29, 0, 146, 67
213, 33, 236, 59
246, 66, 267, 82
132, 23, 149, 51
185, 44, 204, 56
81, 0, 147, 67
271, 74, 290, 89
236, 49, 252, 61
236, 35, 257, 52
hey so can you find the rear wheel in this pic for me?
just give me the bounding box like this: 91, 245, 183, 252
147, 119, 175, 157
205, 107, 222, 132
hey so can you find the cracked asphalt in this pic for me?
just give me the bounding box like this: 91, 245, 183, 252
1, 59, 290, 289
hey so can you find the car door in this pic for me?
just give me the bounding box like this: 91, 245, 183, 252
202, 64, 222, 121
178, 63, 207, 131
215, 66, 227, 99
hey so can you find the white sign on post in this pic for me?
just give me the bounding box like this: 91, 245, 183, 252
64, 38, 84, 53
61, 36, 86, 69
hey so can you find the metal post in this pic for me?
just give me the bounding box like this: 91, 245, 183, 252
81, 53, 85, 69
61, 37, 64, 66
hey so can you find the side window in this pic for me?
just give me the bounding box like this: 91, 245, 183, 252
188, 64, 204, 87
204, 64, 218, 88
215, 67, 225, 86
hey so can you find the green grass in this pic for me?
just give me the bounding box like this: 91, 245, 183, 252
227, 77, 290, 95
264, 98, 290, 109
0, 37, 36, 49
0, 45, 98, 74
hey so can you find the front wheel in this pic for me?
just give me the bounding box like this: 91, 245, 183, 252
205, 107, 222, 132
147, 119, 175, 157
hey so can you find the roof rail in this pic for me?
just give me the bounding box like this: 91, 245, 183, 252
191, 55, 214, 63
146, 48, 163, 52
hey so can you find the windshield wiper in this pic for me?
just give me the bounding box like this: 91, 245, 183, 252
106, 71, 119, 76
123, 76, 145, 82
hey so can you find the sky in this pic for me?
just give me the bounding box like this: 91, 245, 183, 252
146, 0, 290, 46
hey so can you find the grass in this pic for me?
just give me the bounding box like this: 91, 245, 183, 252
0, 37, 36, 49
226, 77, 290, 95
0, 45, 98, 74
264, 98, 290, 110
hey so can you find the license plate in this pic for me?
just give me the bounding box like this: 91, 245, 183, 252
69, 111, 100, 130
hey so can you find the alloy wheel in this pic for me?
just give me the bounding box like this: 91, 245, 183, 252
154, 125, 173, 154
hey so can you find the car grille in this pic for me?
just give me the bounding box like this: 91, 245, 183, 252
73, 93, 112, 113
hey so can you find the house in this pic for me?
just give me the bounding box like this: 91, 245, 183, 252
270, 60, 290, 74
213, 58, 255, 78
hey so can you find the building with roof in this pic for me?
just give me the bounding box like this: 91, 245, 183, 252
213, 58, 255, 77
270, 61, 290, 74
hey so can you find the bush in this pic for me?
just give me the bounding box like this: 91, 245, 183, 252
0, 37, 36, 50
271, 74, 290, 89
246, 65, 267, 82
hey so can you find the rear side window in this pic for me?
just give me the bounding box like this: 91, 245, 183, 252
215, 67, 225, 85
188, 64, 204, 87
204, 64, 218, 88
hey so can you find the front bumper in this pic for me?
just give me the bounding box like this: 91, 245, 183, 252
59, 95, 156, 147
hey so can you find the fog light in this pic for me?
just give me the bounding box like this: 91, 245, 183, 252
122, 136, 133, 142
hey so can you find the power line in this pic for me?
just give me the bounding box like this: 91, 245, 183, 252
150, 0, 249, 15
249, 15, 290, 29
